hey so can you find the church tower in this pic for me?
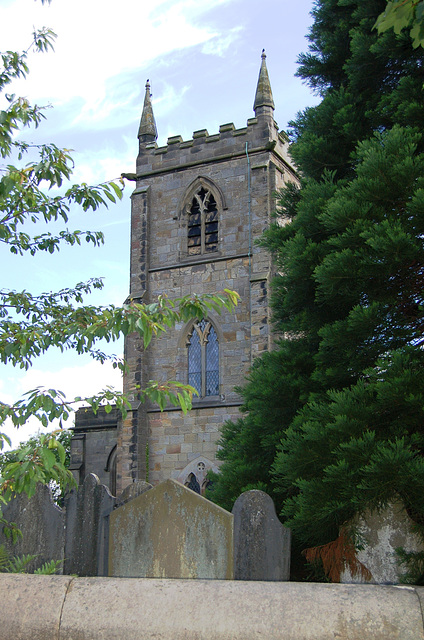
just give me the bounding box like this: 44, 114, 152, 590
70, 53, 297, 495
116, 51, 297, 494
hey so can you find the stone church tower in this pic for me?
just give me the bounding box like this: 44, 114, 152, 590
70, 52, 297, 496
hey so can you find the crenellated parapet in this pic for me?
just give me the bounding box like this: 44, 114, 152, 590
136, 116, 293, 178
135, 50, 295, 180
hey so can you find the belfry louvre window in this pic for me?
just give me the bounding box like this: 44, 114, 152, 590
187, 319, 219, 397
188, 187, 218, 255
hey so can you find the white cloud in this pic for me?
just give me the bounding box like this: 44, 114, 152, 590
15, 359, 122, 398
0, 0, 320, 449
71, 147, 133, 185
1, 359, 123, 448
201, 26, 243, 57
70, 89, 140, 132
0, 0, 238, 126
154, 83, 190, 117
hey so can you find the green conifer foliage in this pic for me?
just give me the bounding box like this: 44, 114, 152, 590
211, 0, 424, 578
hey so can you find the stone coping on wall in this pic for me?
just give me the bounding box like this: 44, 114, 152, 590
2, 574, 423, 640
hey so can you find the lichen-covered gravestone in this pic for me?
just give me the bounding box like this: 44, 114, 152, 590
232, 490, 291, 581
64, 473, 115, 577
340, 500, 424, 584
115, 480, 153, 507
108, 478, 233, 579
0, 483, 64, 573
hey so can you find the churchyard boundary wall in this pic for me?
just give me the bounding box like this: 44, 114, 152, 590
1, 573, 423, 640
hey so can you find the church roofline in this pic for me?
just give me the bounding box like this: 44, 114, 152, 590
133, 53, 293, 179
137, 52, 279, 153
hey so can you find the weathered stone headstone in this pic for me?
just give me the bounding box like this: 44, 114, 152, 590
0, 483, 64, 573
232, 490, 291, 581
340, 500, 424, 584
64, 473, 115, 577
115, 480, 153, 507
109, 478, 233, 579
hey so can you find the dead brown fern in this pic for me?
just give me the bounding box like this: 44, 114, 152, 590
303, 527, 373, 583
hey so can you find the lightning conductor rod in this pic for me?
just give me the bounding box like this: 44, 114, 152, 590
246, 141, 253, 365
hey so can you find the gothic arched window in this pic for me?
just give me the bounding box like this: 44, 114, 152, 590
187, 319, 219, 398
187, 187, 218, 256
183, 461, 212, 496
185, 473, 201, 494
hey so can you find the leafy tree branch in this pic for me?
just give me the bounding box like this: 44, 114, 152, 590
211, 0, 424, 582
0, 7, 239, 513
375, 0, 424, 48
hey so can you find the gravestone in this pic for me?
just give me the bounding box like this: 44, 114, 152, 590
232, 490, 291, 581
115, 480, 153, 507
0, 483, 64, 573
109, 478, 233, 579
340, 500, 424, 584
64, 473, 115, 577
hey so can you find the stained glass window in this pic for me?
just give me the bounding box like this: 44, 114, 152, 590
187, 319, 219, 398
206, 325, 219, 396
188, 326, 202, 396
187, 187, 218, 256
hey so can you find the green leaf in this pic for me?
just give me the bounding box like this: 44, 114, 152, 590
56, 442, 66, 466
40, 448, 56, 472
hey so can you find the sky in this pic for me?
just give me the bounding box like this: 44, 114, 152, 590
0, 0, 320, 447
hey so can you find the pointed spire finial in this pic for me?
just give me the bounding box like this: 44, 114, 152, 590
138, 79, 158, 141
253, 50, 275, 114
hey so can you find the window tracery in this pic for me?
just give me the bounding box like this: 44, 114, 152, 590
183, 461, 212, 496
185, 473, 201, 494
187, 319, 219, 398
187, 187, 218, 256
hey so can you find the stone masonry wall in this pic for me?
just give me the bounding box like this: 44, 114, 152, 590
117, 108, 296, 492
71, 408, 118, 489
147, 406, 241, 486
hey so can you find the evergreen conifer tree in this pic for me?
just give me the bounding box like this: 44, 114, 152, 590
211, 0, 424, 579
